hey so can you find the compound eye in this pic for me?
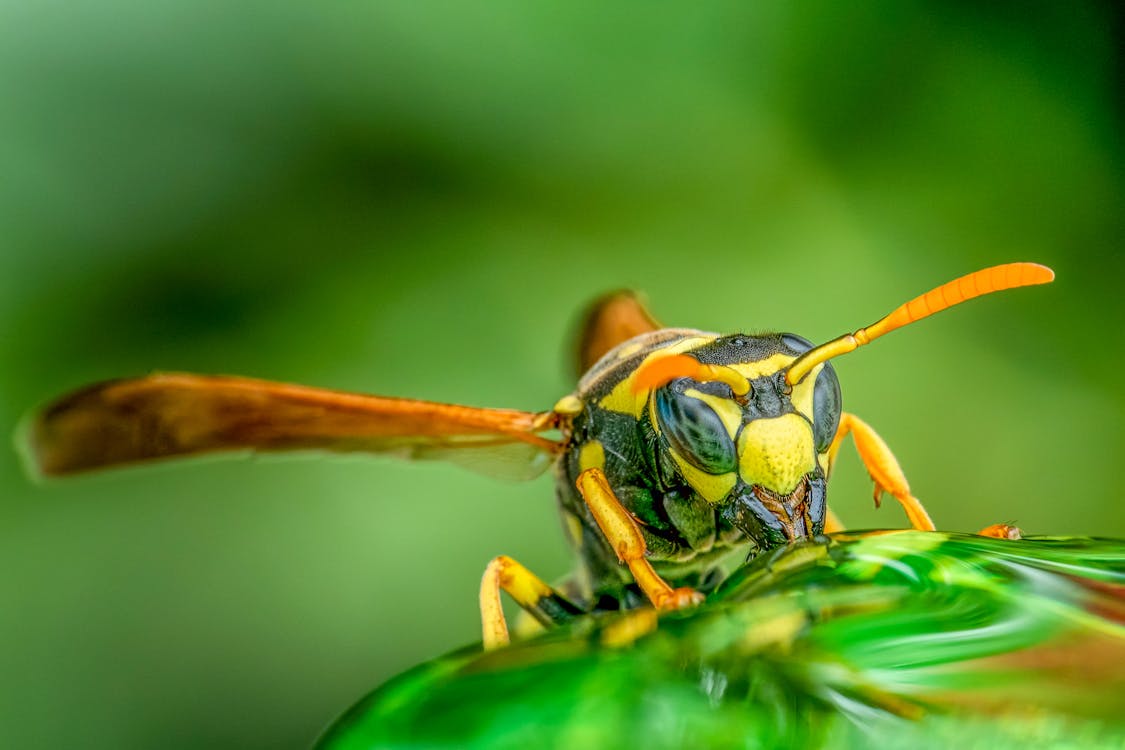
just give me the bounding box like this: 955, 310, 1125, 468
812, 363, 842, 453
781, 333, 814, 355
654, 381, 737, 475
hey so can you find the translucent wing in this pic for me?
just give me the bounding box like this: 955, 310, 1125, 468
25, 374, 562, 478
574, 290, 663, 376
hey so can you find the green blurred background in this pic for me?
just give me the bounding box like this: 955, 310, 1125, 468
1, 2, 1122, 747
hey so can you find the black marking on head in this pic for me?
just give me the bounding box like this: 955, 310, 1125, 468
745, 375, 793, 421
719, 476, 827, 551
691, 333, 811, 367
720, 483, 788, 548
687, 380, 736, 400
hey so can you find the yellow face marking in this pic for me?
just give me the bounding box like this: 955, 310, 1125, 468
787, 362, 822, 424
737, 413, 816, 495
645, 387, 737, 504
599, 336, 714, 416
728, 353, 797, 382
579, 440, 606, 473
553, 394, 584, 416
684, 388, 742, 440
670, 453, 737, 504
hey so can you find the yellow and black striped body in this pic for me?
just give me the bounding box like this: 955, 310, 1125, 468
555, 328, 841, 609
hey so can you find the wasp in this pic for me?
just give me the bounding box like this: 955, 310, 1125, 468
25, 263, 1053, 649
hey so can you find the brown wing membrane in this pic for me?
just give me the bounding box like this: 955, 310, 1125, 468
26, 374, 562, 477
575, 290, 663, 376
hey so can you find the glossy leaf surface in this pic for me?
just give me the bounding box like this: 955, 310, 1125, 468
319, 531, 1125, 750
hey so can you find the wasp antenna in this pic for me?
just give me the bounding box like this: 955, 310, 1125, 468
785, 263, 1055, 385
632, 354, 751, 396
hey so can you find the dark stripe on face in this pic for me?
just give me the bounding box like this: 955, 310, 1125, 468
689, 334, 794, 366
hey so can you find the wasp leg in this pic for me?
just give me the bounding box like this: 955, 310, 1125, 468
977, 523, 1022, 540
600, 608, 660, 648
576, 468, 705, 611
479, 555, 582, 650
827, 412, 936, 532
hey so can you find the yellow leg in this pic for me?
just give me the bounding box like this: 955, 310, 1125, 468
600, 609, 660, 648
828, 412, 936, 532
576, 468, 704, 611
479, 555, 580, 650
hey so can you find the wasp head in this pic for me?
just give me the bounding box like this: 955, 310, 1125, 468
643, 334, 841, 550
632, 263, 1057, 551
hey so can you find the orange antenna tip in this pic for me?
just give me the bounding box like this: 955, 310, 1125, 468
786, 262, 1055, 386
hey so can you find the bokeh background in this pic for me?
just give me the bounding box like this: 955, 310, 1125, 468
1, 2, 1122, 748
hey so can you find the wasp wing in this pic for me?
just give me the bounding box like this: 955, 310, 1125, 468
25, 374, 562, 478
575, 290, 663, 376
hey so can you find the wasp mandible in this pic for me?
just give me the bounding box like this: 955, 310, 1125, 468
24, 263, 1054, 648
